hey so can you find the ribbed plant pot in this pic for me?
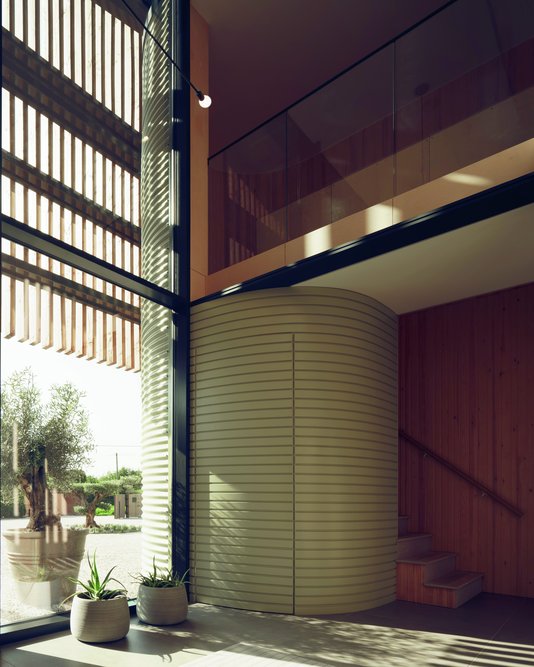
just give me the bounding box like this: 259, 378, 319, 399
2, 527, 88, 610
70, 595, 130, 643
136, 585, 188, 625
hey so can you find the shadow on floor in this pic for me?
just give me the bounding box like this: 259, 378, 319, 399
1, 593, 533, 667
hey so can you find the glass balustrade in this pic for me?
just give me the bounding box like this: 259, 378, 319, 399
208, 0, 534, 273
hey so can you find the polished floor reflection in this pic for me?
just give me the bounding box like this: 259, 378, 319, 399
1, 594, 533, 666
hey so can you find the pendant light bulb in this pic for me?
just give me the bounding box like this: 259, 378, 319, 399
197, 91, 212, 109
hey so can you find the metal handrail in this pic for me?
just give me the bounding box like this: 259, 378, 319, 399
399, 429, 523, 518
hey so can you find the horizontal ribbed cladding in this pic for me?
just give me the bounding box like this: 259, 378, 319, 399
293, 291, 397, 614
140, 300, 172, 572
190, 298, 294, 612
141, 0, 172, 292
140, 0, 173, 572
191, 287, 397, 614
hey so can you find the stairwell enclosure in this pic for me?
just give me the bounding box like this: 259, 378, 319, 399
399, 282, 534, 598
190, 288, 398, 614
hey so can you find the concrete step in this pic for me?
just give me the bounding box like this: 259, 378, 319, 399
396, 551, 457, 583
426, 571, 484, 608
398, 515, 409, 536
397, 533, 432, 559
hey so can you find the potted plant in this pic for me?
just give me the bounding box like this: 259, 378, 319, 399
0, 368, 94, 609
133, 558, 188, 625
68, 552, 130, 642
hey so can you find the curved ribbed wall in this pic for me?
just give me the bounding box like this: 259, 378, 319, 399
190, 288, 398, 614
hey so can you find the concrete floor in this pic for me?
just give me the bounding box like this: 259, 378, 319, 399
1, 594, 533, 666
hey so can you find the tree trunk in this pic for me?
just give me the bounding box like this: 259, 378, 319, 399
85, 493, 104, 528
85, 510, 99, 528
19, 466, 61, 530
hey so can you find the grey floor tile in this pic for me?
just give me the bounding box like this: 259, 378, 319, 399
491, 615, 534, 646
470, 643, 534, 667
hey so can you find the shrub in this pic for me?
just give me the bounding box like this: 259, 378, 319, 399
95, 503, 114, 516
70, 523, 141, 534
0, 495, 26, 519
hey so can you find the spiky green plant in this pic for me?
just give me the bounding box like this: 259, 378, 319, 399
68, 551, 126, 600
132, 557, 188, 588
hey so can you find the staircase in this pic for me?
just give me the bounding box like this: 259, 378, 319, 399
396, 516, 483, 608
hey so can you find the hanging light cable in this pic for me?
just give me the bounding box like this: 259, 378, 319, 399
119, 0, 212, 108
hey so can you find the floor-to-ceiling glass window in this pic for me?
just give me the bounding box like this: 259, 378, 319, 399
0, 0, 182, 628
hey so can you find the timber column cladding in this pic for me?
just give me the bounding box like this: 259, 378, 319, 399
190, 287, 398, 614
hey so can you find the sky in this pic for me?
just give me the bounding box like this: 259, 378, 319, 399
1, 338, 141, 476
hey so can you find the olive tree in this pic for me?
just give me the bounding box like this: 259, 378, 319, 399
70, 475, 120, 528
0, 368, 94, 530
70, 468, 142, 527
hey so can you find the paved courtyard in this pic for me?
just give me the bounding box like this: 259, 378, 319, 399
1, 516, 142, 626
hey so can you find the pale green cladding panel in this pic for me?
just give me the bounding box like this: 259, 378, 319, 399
190, 288, 398, 614
140, 0, 173, 574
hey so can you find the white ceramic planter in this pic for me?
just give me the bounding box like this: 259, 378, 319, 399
136, 585, 188, 625
70, 595, 130, 642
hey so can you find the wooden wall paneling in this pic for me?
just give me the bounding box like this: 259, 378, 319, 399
518, 288, 534, 597
493, 290, 520, 594
471, 294, 496, 590
399, 284, 534, 598
207, 163, 227, 272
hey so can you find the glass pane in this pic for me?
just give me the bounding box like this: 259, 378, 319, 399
208, 114, 287, 273
1, 244, 143, 625
287, 46, 394, 240
395, 0, 534, 195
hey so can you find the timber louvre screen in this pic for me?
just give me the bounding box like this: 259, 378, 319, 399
1, 0, 142, 370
